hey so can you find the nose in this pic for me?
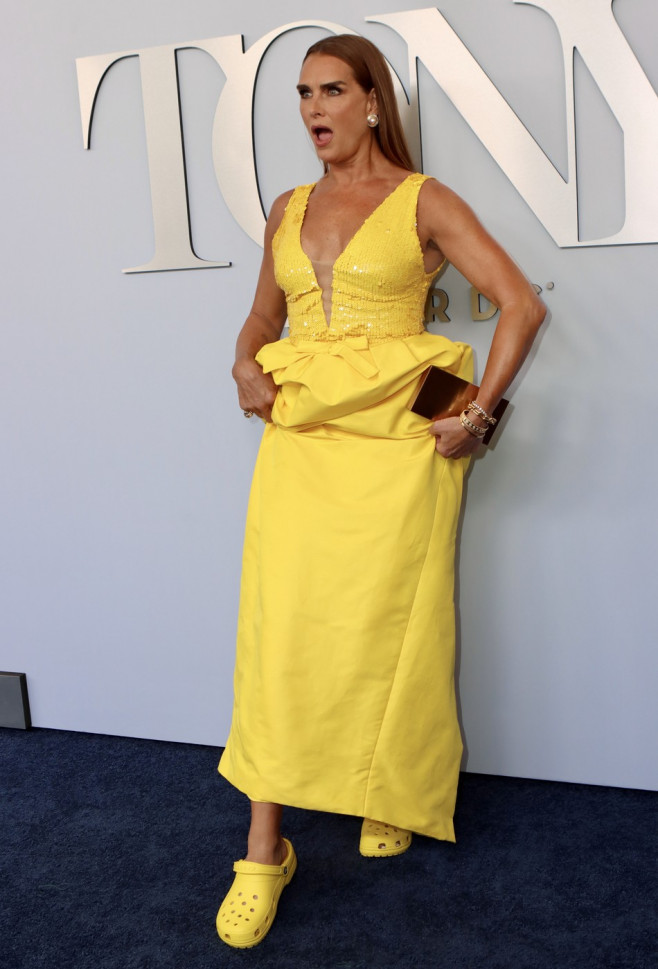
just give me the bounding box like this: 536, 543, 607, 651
303, 91, 322, 115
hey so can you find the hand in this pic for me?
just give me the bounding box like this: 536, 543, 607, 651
232, 356, 278, 422
430, 415, 483, 458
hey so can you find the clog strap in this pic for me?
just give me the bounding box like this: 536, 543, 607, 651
233, 859, 291, 877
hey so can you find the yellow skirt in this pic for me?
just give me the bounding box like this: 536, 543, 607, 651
219, 331, 472, 842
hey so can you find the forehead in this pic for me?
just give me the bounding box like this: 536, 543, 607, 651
298, 53, 355, 86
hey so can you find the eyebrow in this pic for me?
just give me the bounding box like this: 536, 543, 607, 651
296, 80, 348, 93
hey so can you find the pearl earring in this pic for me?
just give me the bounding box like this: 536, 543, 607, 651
366, 113, 379, 128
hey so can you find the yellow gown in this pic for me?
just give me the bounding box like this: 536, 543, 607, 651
219, 173, 473, 842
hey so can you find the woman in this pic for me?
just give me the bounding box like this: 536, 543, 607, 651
216, 34, 545, 948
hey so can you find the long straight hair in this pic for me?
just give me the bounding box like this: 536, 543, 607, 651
303, 34, 415, 173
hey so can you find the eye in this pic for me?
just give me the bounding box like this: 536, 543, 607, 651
328, 86, 341, 95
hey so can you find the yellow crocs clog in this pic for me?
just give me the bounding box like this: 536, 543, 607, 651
359, 819, 412, 857
216, 838, 297, 949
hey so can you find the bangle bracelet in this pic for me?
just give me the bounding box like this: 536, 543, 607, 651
460, 410, 487, 438
467, 400, 497, 426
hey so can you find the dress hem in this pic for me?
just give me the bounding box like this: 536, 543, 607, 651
217, 759, 458, 844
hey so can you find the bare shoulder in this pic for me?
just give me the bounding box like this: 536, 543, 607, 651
261, 188, 297, 246
417, 177, 477, 225
267, 188, 295, 227
417, 177, 498, 260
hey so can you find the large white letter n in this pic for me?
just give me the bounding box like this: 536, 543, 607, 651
370, 2, 658, 247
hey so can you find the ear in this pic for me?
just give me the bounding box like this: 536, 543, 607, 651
367, 88, 378, 115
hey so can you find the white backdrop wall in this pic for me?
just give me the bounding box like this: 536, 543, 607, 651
2, 0, 657, 791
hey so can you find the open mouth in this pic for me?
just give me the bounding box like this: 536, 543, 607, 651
311, 125, 333, 147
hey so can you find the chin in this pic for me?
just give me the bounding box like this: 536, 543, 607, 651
317, 146, 341, 162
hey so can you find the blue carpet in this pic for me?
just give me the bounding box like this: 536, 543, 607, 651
1, 728, 656, 969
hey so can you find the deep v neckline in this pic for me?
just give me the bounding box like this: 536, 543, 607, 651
298, 174, 414, 329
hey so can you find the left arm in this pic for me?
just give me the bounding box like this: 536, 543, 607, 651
417, 179, 547, 458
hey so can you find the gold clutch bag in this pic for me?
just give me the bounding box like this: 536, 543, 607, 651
408, 366, 509, 445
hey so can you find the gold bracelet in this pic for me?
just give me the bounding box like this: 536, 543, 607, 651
460, 410, 487, 438
467, 400, 497, 426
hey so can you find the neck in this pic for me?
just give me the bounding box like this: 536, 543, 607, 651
323, 144, 398, 187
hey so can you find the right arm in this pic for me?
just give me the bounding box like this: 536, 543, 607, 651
232, 191, 292, 421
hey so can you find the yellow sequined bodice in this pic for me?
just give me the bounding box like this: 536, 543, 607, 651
272, 172, 439, 344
